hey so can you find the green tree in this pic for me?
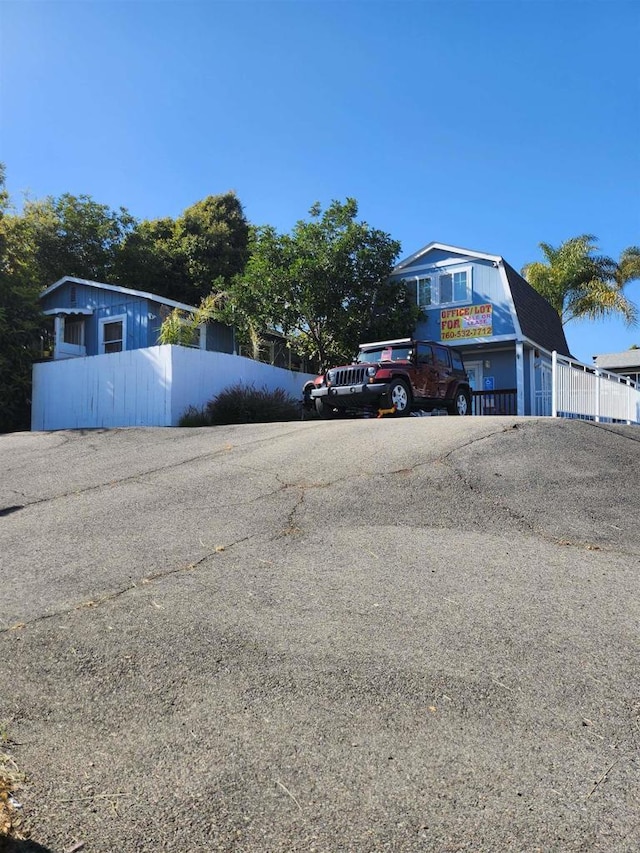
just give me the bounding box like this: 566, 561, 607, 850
22, 193, 135, 286
615, 246, 640, 290
176, 193, 250, 302
227, 199, 419, 368
0, 174, 137, 431
114, 217, 186, 298
115, 192, 249, 305
522, 235, 638, 326
0, 168, 44, 431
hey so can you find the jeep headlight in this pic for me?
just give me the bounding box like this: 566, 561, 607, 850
366, 366, 377, 377
326, 369, 337, 384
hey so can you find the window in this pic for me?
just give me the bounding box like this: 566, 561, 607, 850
453, 271, 468, 301
357, 345, 412, 363
417, 277, 432, 309
63, 317, 84, 346
434, 346, 451, 368
103, 321, 123, 353
417, 343, 433, 364
406, 266, 472, 308
100, 315, 126, 354
451, 351, 465, 372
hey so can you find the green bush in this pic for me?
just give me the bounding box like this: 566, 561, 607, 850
206, 384, 300, 425
178, 405, 210, 427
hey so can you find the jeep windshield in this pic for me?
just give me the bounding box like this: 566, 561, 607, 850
357, 346, 412, 363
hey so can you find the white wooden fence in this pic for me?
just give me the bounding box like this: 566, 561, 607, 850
550, 351, 640, 425
31, 345, 317, 431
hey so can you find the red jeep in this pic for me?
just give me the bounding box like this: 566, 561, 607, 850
305, 338, 472, 417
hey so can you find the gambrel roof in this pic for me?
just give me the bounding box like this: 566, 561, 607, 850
502, 262, 570, 356
394, 242, 571, 357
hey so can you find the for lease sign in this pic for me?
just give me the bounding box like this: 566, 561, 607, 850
440, 304, 493, 340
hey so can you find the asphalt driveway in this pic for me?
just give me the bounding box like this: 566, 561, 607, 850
1, 417, 638, 852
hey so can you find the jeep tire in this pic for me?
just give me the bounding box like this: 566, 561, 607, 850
315, 397, 337, 419
449, 388, 471, 416
389, 379, 411, 416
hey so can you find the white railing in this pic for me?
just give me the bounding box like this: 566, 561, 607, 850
551, 351, 640, 425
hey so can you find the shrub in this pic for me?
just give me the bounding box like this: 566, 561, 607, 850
178, 405, 211, 427
205, 384, 300, 425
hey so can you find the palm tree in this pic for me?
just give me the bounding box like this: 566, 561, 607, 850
615, 246, 640, 289
522, 235, 638, 326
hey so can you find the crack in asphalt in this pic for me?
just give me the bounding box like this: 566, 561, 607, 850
0, 422, 329, 510
437, 425, 639, 558
580, 421, 640, 445
295, 421, 638, 559
271, 474, 332, 537
0, 534, 255, 636
3, 420, 635, 637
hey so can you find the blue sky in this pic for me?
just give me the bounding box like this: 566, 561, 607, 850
1, 0, 638, 362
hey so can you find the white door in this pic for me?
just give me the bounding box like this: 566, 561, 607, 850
465, 361, 483, 415
465, 361, 483, 392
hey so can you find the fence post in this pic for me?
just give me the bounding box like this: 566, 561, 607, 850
551, 350, 557, 417
515, 341, 525, 415
627, 377, 632, 426
594, 368, 600, 423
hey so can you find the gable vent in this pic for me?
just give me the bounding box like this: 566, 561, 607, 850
70, 285, 77, 307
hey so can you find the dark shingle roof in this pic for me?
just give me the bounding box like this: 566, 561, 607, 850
503, 262, 571, 356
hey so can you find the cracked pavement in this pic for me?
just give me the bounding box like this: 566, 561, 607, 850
1, 417, 639, 852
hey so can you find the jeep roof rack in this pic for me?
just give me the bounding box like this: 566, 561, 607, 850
359, 338, 413, 348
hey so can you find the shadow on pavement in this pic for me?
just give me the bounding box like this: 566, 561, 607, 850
0, 839, 56, 853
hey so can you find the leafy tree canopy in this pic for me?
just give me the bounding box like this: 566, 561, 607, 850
115, 192, 249, 304
522, 235, 638, 326
225, 198, 419, 368
0, 167, 48, 430
18, 193, 135, 287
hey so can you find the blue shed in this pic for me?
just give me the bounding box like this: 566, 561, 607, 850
392, 243, 571, 415
39, 276, 235, 359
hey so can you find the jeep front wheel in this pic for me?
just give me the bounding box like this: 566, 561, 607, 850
315, 397, 338, 419
449, 388, 471, 416
389, 379, 411, 416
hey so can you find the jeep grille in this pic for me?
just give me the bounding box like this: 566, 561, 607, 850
332, 366, 368, 387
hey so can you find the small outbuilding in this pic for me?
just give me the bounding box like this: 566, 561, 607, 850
39, 275, 235, 359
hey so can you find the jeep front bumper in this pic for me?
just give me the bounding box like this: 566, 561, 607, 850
310, 383, 390, 409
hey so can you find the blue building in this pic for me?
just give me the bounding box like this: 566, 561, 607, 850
40, 275, 235, 359
391, 242, 571, 415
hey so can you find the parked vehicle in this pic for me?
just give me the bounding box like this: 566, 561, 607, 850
303, 338, 472, 418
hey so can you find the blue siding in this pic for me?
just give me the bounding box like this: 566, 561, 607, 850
392, 255, 517, 345
41, 281, 237, 356
42, 282, 154, 356
147, 302, 163, 348
401, 248, 471, 268
480, 351, 516, 388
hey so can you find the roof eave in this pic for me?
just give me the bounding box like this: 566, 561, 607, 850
39, 275, 198, 313
393, 242, 503, 273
